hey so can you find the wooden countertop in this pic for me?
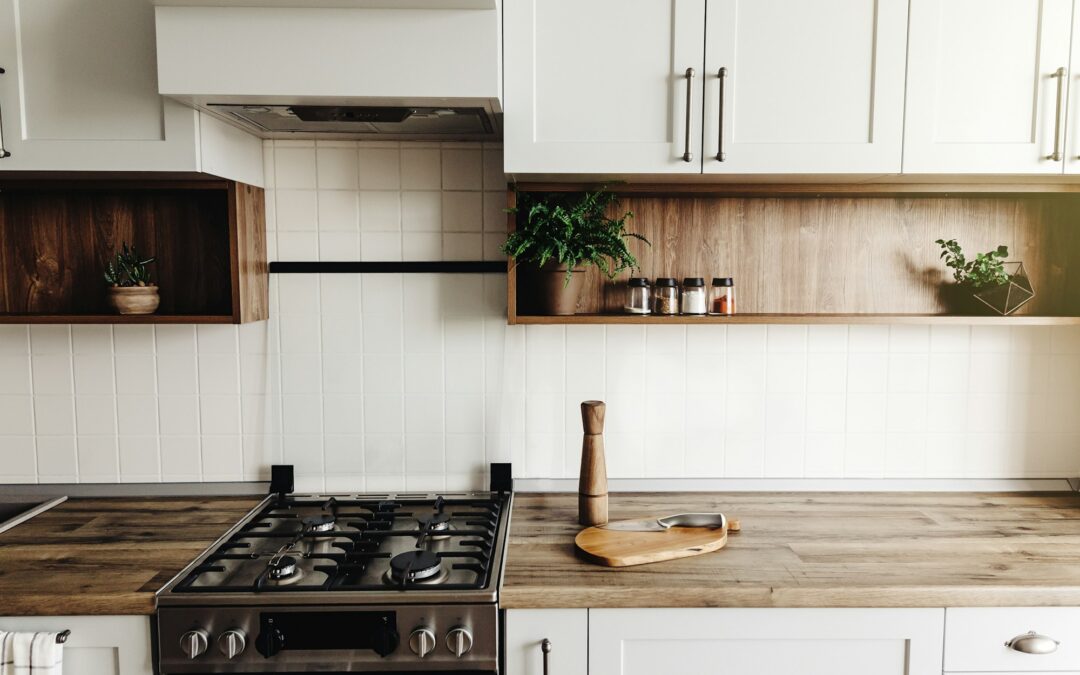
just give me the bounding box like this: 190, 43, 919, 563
502, 491, 1080, 608
0, 496, 259, 615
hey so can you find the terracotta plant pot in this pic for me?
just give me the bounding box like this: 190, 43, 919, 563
108, 285, 160, 315
538, 262, 586, 315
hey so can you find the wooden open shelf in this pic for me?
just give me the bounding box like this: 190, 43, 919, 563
0, 174, 267, 324
507, 185, 1080, 325
512, 313, 1080, 325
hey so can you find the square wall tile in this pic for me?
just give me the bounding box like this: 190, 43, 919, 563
316, 146, 359, 189
401, 147, 441, 189
442, 147, 483, 190
358, 146, 401, 190
317, 190, 360, 232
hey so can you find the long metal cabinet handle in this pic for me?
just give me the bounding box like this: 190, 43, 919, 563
1047, 67, 1066, 161
0, 67, 11, 159
541, 638, 552, 675
682, 67, 695, 162
717, 67, 728, 161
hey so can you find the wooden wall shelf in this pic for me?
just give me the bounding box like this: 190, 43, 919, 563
0, 175, 267, 324
511, 313, 1080, 326
507, 190, 1080, 325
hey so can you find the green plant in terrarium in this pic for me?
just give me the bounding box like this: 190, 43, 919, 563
104, 242, 156, 287
935, 238, 1010, 289
502, 188, 649, 286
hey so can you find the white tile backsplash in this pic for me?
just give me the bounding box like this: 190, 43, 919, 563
1, 143, 1078, 487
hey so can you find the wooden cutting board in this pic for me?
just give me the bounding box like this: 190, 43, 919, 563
575, 518, 738, 567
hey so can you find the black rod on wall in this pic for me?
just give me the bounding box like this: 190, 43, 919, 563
269, 261, 506, 274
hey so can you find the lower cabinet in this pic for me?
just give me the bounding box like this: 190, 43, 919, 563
505, 609, 588, 675
504, 608, 944, 675
945, 607, 1080, 673
589, 608, 944, 675
0, 616, 152, 675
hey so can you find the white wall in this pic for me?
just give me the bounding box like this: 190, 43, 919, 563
0, 140, 1078, 489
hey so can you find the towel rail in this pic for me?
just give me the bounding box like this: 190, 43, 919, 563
56, 630, 70, 644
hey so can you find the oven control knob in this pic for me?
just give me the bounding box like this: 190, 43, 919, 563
180, 630, 210, 659
446, 627, 473, 658
256, 627, 286, 658
218, 629, 247, 659
409, 627, 436, 658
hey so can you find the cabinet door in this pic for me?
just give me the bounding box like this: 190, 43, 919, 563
0, 0, 198, 171
504, 0, 705, 174
702, 0, 909, 174
504, 609, 587, 675
1066, 5, 1080, 174
0, 616, 152, 675
904, 0, 1073, 174
590, 608, 945, 675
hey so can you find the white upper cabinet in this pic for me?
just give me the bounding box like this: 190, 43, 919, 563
0, 0, 198, 171
904, 0, 1075, 174
504, 0, 706, 174
702, 0, 909, 174
1066, 4, 1080, 174
0, 0, 261, 182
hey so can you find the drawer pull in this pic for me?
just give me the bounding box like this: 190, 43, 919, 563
1005, 631, 1060, 654
541, 638, 551, 675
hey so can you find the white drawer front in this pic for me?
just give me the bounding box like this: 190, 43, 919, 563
946, 608, 1080, 672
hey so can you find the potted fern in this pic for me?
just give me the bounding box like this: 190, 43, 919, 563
935, 238, 1034, 315
104, 242, 160, 315
502, 189, 649, 315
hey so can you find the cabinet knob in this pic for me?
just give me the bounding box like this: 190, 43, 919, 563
1005, 631, 1060, 654
409, 627, 436, 658
179, 630, 210, 659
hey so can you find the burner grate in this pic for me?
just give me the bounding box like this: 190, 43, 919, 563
171, 495, 505, 594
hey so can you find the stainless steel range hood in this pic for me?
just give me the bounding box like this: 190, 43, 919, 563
155, 6, 502, 140
203, 102, 500, 141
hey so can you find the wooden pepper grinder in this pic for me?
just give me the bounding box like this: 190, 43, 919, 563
578, 400, 608, 526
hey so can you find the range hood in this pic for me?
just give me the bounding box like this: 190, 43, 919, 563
155, 6, 502, 140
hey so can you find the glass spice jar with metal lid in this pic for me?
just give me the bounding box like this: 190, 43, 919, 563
653, 278, 679, 315
680, 277, 707, 315
624, 277, 652, 314
709, 277, 736, 315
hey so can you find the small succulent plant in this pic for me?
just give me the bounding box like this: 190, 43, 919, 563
104, 242, 156, 287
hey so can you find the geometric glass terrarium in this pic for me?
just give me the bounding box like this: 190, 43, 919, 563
973, 262, 1036, 316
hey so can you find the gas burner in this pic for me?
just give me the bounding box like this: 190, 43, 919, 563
418, 512, 451, 538
386, 550, 447, 586
302, 514, 336, 532
267, 555, 301, 583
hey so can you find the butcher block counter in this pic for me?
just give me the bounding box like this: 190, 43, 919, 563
0, 496, 259, 615
501, 491, 1080, 608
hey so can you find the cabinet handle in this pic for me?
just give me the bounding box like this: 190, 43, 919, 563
1047, 67, 1066, 161
541, 638, 552, 675
0, 67, 11, 159
1005, 631, 1060, 654
682, 67, 695, 162
716, 67, 727, 161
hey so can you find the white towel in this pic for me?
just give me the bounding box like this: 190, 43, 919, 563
0, 632, 63, 675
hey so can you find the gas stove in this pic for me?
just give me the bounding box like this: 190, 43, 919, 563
156, 464, 513, 674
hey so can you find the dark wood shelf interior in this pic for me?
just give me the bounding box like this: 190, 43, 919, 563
0, 176, 267, 324
508, 188, 1080, 325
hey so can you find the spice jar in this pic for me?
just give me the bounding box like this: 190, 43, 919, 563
624, 277, 652, 314
653, 278, 679, 315
709, 277, 736, 315
680, 277, 707, 315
